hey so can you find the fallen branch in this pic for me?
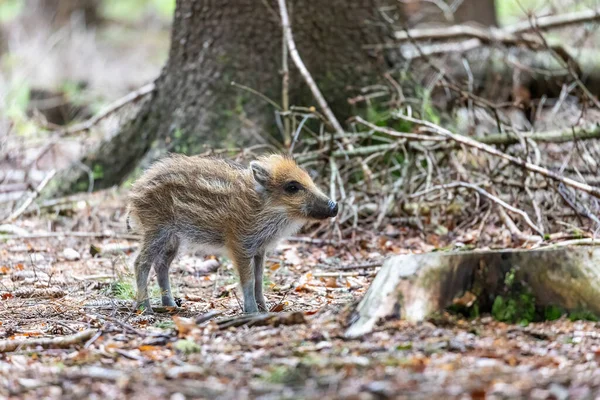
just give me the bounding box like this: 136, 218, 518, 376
393, 112, 600, 199
394, 24, 547, 48
476, 124, 600, 145
4, 169, 56, 223
195, 310, 224, 325
323, 261, 384, 271
1, 231, 141, 241
313, 271, 375, 277
394, 9, 600, 42
544, 238, 600, 248
216, 311, 305, 330
0, 329, 97, 352
13, 287, 66, 299
507, 8, 600, 34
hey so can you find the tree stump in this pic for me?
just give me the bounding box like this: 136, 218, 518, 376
345, 246, 600, 338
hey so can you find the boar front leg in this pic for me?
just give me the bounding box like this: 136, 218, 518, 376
253, 251, 267, 312
233, 255, 258, 313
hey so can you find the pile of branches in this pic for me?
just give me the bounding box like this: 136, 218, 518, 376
271, 4, 600, 244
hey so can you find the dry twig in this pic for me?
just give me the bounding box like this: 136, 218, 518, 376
4, 169, 57, 223
277, 0, 343, 135
0, 329, 98, 353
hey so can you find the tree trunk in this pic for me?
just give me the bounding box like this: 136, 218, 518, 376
54, 0, 396, 194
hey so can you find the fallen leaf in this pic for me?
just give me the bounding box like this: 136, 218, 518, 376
453, 291, 477, 307
173, 316, 196, 336
269, 302, 286, 312
324, 277, 339, 288
269, 262, 281, 271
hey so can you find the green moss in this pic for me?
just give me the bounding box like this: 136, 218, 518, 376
396, 342, 413, 351
262, 363, 312, 385
154, 320, 175, 329
174, 339, 201, 354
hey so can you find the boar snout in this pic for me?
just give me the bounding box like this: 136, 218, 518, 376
307, 196, 338, 220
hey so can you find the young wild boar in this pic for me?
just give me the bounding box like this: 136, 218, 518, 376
127, 154, 338, 313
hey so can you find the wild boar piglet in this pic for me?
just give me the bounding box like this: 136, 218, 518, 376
127, 154, 338, 313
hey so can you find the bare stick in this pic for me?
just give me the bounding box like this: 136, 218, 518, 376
392, 9, 600, 42
476, 124, 600, 145
281, 23, 291, 147
313, 271, 375, 277
323, 261, 384, 270
354, 116, 446, 141
0, 329, 97, 353
544, 238, 600, 248
394, 24, 545, 47
497, 206, 543, 243
4, 169, 56, 223
507, 8, 600, 34
394, 112, 600, 199
277, 0, 344, 135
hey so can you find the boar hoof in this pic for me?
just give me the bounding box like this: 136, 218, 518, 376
137, 300, 154, 314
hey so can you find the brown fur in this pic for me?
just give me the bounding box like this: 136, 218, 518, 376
127, 154, 337, 313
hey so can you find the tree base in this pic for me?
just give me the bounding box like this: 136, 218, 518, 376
345, 246, 600, 338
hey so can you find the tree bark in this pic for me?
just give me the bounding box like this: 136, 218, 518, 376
54, 0, 395, 194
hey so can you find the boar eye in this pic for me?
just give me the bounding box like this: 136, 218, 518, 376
284, 181, 302, 194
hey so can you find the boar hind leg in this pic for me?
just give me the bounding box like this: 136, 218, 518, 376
154, 233, 180, 307
253, 252, 267, 312
134, 238, 154, 313
234, 255, 258, 314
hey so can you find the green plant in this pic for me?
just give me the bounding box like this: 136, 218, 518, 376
568, 309, 599, 322
109, 280, 136, 300
544, 305, 564, 321
491, 293, 535, 325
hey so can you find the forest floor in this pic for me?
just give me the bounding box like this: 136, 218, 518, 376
1, 190, 600, 400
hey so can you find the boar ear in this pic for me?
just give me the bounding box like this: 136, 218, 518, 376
250, 161, 271, 188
